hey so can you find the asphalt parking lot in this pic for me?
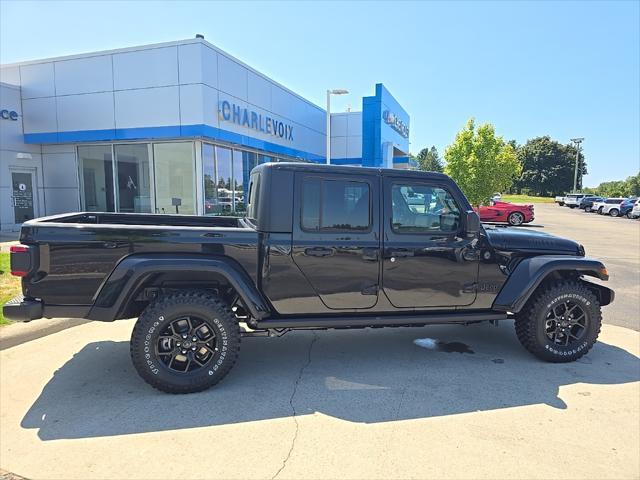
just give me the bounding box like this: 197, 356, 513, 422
1, 203, 639, 480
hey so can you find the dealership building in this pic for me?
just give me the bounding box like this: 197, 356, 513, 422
0, 37, 411, 231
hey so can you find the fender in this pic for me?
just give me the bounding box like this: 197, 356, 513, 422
87, 253, 271, 321
492, 255, 612, 313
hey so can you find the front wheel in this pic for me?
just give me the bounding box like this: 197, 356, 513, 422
597, 207, 604, 214
130, 291, 240, 393
507, 211, 525, 226
515, 281, 601, 362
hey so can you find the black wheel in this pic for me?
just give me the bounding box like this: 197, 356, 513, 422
585, 206, 592, 213
515, 281, 601, 362
597, 207, 604, 214
507, 211, 525, 226
609, 208, 619, 217
130, 291, 240, 393
627, 212, 633, 219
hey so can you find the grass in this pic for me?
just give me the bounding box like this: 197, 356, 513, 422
0, 252, 21, 326
500, 194, 555, 204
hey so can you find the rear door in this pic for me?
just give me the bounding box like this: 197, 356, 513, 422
381, 177, 479, 308
292, 172, 380, 309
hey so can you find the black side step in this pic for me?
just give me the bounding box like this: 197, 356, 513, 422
255, 312, 509, 330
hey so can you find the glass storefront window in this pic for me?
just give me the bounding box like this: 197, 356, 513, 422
215, 146, 233, 214
153, 142, 196, 215
78, 145, 115, 212
114, 144, 151, 213
203, 144, 217, 215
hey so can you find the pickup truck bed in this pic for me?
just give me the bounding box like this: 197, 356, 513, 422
15, 212, 258, 308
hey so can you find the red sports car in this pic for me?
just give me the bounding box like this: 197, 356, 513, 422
474, 201, 534, 226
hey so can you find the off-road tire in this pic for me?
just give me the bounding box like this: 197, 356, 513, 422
609, 208, 619, 217
130, 291, 240, 393
515, 281, 601, 362
507, 211, 525, 226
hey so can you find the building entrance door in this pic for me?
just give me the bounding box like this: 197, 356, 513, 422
10, 169, 38, 229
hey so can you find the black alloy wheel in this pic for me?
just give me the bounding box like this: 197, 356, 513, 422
543, 300, 589, 347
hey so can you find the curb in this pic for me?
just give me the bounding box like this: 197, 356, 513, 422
0, 318, 89, 351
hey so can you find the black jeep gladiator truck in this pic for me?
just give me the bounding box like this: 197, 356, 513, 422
4, 163, 614, 393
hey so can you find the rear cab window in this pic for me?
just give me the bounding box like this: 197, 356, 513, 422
301, 178, 371, 232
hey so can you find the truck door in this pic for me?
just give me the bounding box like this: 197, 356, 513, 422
292, 172, 380, 309
381, 177, 478, 308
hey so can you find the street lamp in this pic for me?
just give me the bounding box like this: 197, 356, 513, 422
326, 89, 349, 164
570, 137, 584, 193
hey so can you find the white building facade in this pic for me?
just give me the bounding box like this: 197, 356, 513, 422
0, 37, 411, 231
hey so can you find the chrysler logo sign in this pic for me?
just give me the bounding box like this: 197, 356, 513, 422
219, 101, 294, 142
383, 110, 409, 138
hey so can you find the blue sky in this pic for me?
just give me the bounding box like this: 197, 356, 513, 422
1, 0, 638, 187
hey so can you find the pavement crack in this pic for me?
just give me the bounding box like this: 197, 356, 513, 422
272, 332, 317, 480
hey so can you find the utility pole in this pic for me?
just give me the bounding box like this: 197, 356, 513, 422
570, 137, 584, 192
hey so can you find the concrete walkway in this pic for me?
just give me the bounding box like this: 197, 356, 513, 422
1, 319, 638, 479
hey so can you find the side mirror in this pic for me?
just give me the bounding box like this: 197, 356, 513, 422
465, 211, 481, 235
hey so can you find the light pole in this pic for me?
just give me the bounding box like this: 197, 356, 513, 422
326, 89, 349, 164
570, 137, 584, 193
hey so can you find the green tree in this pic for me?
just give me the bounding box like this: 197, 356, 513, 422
514, 136, 587, 196
444, 118, 521, 205
415, 146, 444, 172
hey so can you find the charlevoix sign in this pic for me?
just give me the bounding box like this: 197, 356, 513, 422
383, 110, 409, 139
219, 101, 293, 142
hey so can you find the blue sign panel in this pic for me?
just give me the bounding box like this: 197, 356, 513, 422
219, 100, 294, 142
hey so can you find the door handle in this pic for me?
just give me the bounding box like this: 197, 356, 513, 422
362, 247, 379, 261
389, 249, 413, 258
304, 247, 333, 257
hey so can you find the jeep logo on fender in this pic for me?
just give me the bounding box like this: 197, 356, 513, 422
219, 100, 293, 142
0, 109, 19, 121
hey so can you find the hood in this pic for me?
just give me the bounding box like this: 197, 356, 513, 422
484, 226, 584, 256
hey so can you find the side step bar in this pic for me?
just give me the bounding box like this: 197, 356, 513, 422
255, 312, 509, 330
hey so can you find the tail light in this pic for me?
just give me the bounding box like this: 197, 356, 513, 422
10, 244, 32, 277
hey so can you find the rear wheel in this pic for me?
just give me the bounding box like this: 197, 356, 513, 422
609, 208, 619, 217
515, 281, 601, 362
597, 206, 604, 214
585, 206, 592, 213
507, 211, 525, 226
130, 291, 240, 393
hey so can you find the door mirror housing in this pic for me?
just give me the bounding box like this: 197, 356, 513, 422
465, 211, 481, 236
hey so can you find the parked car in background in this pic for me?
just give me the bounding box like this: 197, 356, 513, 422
564, 194, 587, 208
598, 198, 627, 216
580, 196, 604, 212
619, 198, 637, 218
630, 199, 640, 219
475, 200, 534, 226
491, 193, 502, 202
555, 195, 565, 206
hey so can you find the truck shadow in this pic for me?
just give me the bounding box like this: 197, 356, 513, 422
21, 323, 640, 440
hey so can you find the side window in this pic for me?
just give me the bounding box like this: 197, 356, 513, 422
301, 178, 370, 232
391, 183, 460, 233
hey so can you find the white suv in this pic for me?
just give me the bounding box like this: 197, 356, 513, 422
564, 194, 586, 208
630, 199, 640, 219
598, 198, 626, 216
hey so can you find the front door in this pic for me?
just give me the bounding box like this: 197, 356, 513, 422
292, 172, 380, 310
381, 177, 478, 308
10, 170, 37, 228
